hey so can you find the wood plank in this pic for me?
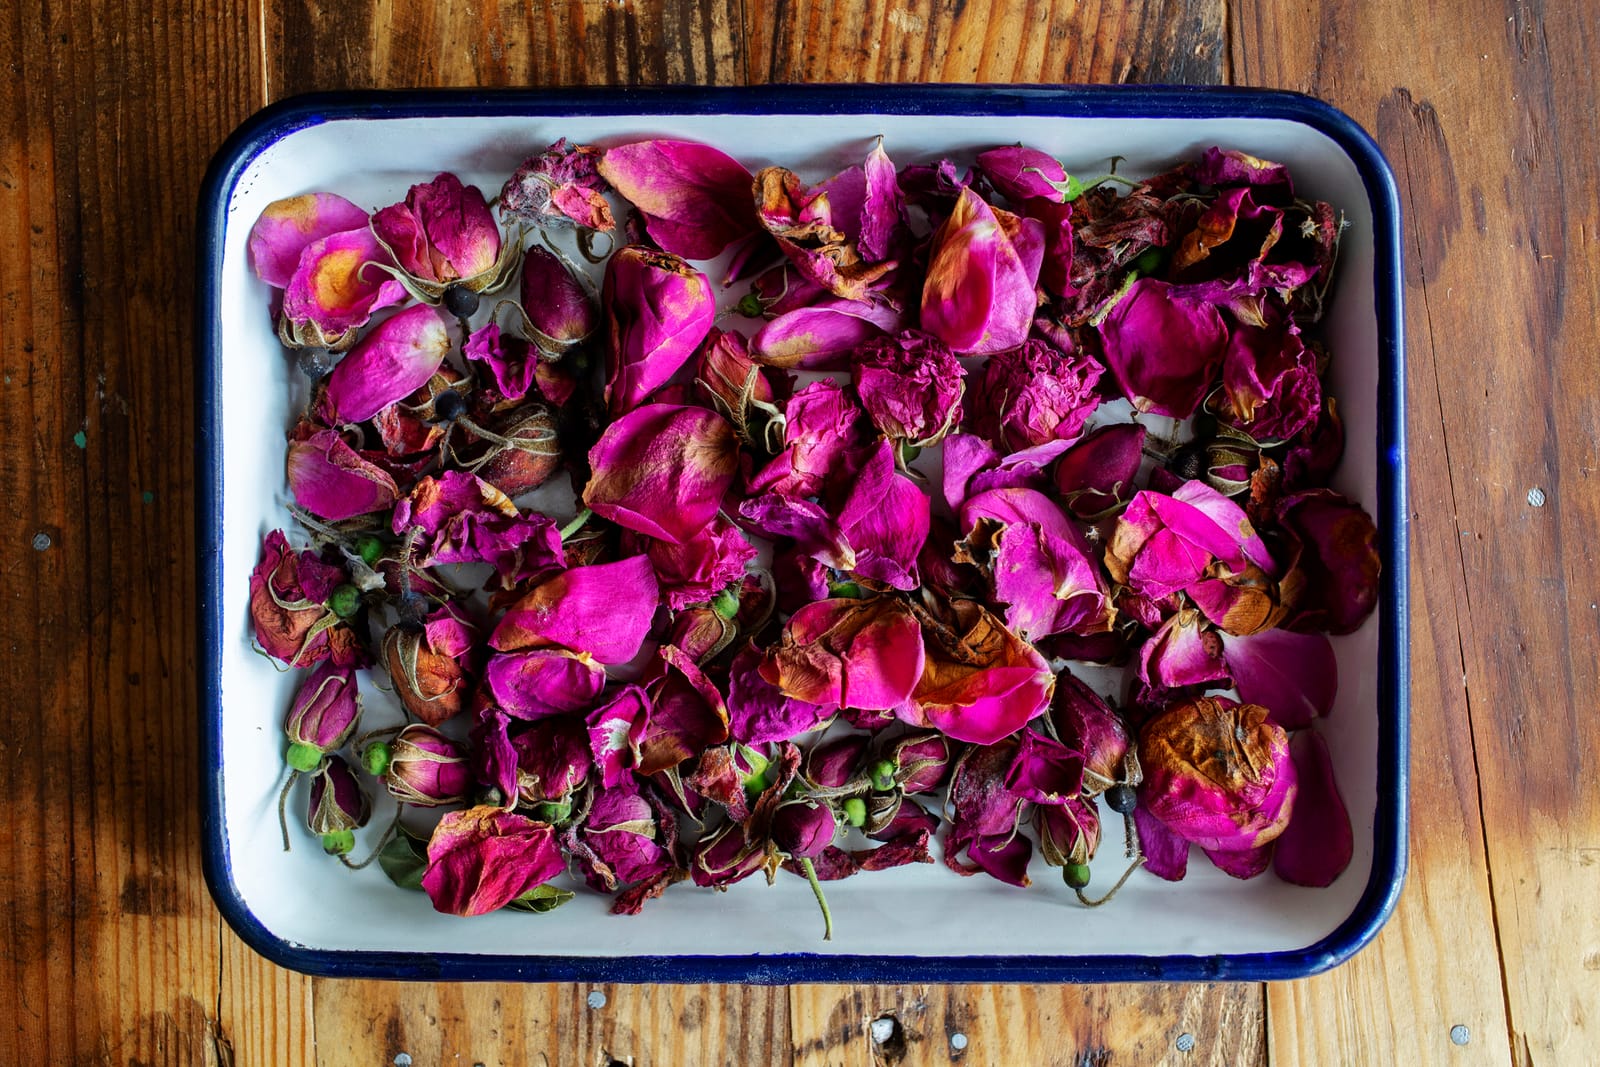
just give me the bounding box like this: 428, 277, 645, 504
264, 0, 746, 93
0, 0, 316, 1064
1235, 1, 1598, 1064
745, 0, 1226, 84
312, 982, 789, 1066
788, 983, 1263, 1066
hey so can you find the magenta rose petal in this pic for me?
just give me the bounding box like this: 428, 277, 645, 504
586, 686, 651, 789
286, 429, 400, 521
1137, 609, 1229, 689
1278, 489, 1382, 635
281, 228, 408, 343
491, 554, 659, 665
422, 807, 566, 916
597, 139, 759, 259
859, 138, 904, 262
921, 187, 1044, 355
1098, 278, 1228, 418
1054, 423, 1147, 519
1220, 628, 1338, 729
1273, 729, 1354, 887
645, 513, 758, 611
249, 193, 371, 288
1135, 805, 1191, 881
373, 172, 501, 284
602, 246, 716, 415
584, 404, 739, 544
836, 439, 930, 590
726, 644, 835, 745
484, 649, 608, 720
751, 296, 902, 370
1203, 843, 1274, 880
323, 304, 451, 423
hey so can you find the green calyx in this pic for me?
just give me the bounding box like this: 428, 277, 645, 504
531, 799, 573, 824
842, 797, 867, 828
285, 741, 324, 773
362, 742, 393, 778
867, 759, 898, 793
827, 580, 863, 600
1063, 862, 1092, 889
711, 585, 742, 620
735, 292, 764, 318
328, 583, 362, 619
1132, 246, 1165, 276
355, 535, 385, 566
321, 830, 356, 856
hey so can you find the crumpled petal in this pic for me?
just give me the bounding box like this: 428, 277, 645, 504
484, 648, 608, 720
393, 471, 564, 584
1098, 278, 1228, 418
747, 379, 870, 499
642, 513, 758, 611
726, 643, 835, 745
737, 493, 855, 571
586, 686, 650, 788
852, 329, 964, 446
511, 715, 593, 802
286, 428, 399, 521
249, 193, 372, 288
970, 338, 1102, 453
1105, 480, 1277, 599
583, 404, 739, 544
500, 138, 615, 231
598, 139, 759, 259
1003, 728, 1084, 806
372, 172, 501, 283
762, 597, 924, 712
1272, 729, 1353, 887
960, 487, 1114, 640
1220, 303, 1321, 441
637, 645, 731, 774
1220, 627, 1337, 729
903, 600, 1053, 745
281, 228, 408, 342
1277, 489, 1381, 635
422, 806, 565, 916
1193, 147, 1294, 190
920, 186, 1044, 355
602, 246, 716, 415
490, 554, 659, 665
859, 138, 904, 262
753, 167, 895, 301
323, 304, 451, 424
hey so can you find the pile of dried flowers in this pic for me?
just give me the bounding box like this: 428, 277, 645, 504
247, 135, 1376, 935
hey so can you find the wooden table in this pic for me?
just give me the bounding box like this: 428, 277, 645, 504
3, 0, 1594, 1063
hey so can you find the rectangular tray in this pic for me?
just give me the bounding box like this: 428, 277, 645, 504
196, 84, 1407, 983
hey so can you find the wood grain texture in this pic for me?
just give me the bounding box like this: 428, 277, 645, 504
0, 0, 319, 1064
787, 983, 1263, 1066
745, 0, 1226, 84
1236, 1, 1600, 1064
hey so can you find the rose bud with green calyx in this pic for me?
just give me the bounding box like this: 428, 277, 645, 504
308, 754, 371, 856
383, 723, 474, 807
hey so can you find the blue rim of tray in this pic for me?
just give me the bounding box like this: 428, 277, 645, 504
196, 84, 1408, 984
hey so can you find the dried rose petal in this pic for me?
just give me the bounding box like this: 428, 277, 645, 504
1004, 729, 1084, 806
587, 686, 650, 789
762, 597, 924, 712
584, 404, 739, 544
1194, 147, 1293, 190
1137, 608, 1229, 689
747, 380, 870, 499
921, 187, 1044, 355
1054, 423, 1147, 519
578, 783, 672, 891
280, 228, 408, 347
835, 439, 930, 590
323, 304, 451, 424
598, 139, 758, 260
903, 601, 1053, 745
1220, 304, 1321, 441
636, 645, 731, 775
372, 172, 501, 284
602, 247, 716, 415
1105, 480, 1277, 600
1220, 627, 1337, 729
1098, 278, 1228, 418
490, 555, 659, 666
1272, 729, 1353, 886
1277, 489, 1381, 635
249, 193, 372, 289
1134, 804, 1190, 881
751, 295, 902, 370
753, 167, 894, 302
726, 643, 834, 745
943, 739, 1032, 886
422, 806, 565, 916
484, 648, 608, 721
286, 428, 400, 521
1138, 695, 1297, 854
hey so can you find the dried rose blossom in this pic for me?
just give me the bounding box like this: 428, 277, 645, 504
1138, 695, 1297, 861
751, 295, 903, 370
249, 193, 372, 288
762, 596, 925, 712
747, 379, 871, 499
637, 514, 758, 612
576, 783, 674, 892
500, 138, 615, 232
1219, 303, 1321, 441
634, 645, 732, 775
511, 715, 593, 804
602, 246, 716, 415
771, 800, 838, 859
852, 329, 964, 447
422, 806, 566, 916
1104, 480, 1278, 601
753, 167, 894, 302
249, 531, 367, 668
372, 172, 517, 295
902, 600, 1053, 745
970, 338, 1102, 453
392, 471, 564, 587
1136, 607, 1228, 689
1275, 489, 1381, 635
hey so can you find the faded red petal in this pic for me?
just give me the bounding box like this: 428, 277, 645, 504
1220, 628, 1337, 729
422, 807, 565, 916
1272, 729, 1354, 887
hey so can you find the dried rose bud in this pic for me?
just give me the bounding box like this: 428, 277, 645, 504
902, 599, 1054, 745
851, 329, 964, 447
974, 145, 1080, 204
283, 661, 361, 771
500, 138, 615, 232
970, 338, 1102, 453
921, 186, 1044, 355
772, 801, 838, 859
382, 724, 473, 806
1035, 796, 1101, 876
577, 784, 672, 892
372, 172, 512, 293
383, 602, 477, 727
667, 604, 736, 665
248, 531, 367, 669
1138, 696, 1297, 857
519, 244, 597, 350
690, 819, 767, 889
308, 754, 370, 855
751, 295, 902, 370
1098, 278, 1228, 419
473, 405, 562, 498
1050, 672, 1129, 792
943, 739, 1032, 886
512, 716, 593, 805
602, 247, 716, 415
422, 806, 566, 916
885, 731, 953, 795
323, 304, 452, 424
